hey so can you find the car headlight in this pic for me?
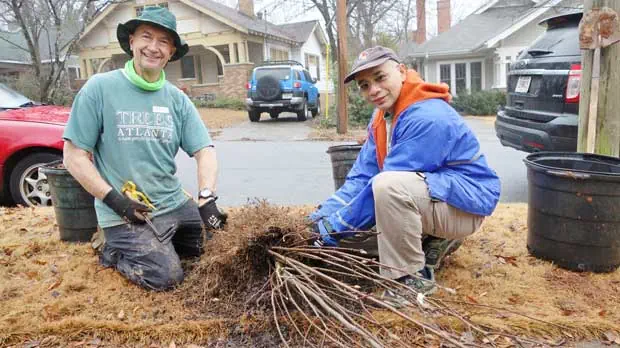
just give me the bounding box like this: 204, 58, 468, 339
282, 93, 293, 99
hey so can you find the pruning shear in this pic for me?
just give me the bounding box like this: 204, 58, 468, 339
121, 181, 156, 210
121, 181, 161, 236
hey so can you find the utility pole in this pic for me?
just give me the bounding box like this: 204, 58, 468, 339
577, 0, 620, 156
336, 0, 348, 134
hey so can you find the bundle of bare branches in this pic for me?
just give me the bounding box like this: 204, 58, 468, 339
179, 201, 555, 347
269, 246, 564, 347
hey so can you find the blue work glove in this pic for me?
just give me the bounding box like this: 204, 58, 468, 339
308, 209, 324, 223
312, 219, 339, 247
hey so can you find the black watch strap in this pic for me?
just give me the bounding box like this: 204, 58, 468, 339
199, 188, 217, 200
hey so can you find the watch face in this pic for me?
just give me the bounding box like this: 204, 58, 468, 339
199, 188, 213, 198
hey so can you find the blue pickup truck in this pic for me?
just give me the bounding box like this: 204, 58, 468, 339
245, 60, 320, 122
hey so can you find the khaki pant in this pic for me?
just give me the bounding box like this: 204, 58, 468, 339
372, 171, 484, 279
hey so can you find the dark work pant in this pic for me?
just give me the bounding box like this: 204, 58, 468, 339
101, 199, 206, 291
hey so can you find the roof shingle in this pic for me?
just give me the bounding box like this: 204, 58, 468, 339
408, 0, 539, 57
276, 20, 318, 43
190, 0, 297, 42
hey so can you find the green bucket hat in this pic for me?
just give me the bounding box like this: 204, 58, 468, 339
117, 6, 189, 62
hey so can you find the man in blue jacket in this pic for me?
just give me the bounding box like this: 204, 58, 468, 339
310, 46, 500, 296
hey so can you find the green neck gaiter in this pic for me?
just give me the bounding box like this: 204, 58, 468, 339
124, 59, 166, 91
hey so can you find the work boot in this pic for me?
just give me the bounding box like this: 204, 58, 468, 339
399, 266, 436, 295
379, 267, 436, 308
423, 236, 462, 270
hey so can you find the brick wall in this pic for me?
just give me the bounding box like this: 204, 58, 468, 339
190, 63, 253, 100
415, 0, 426, 44
437, 0, 451, 34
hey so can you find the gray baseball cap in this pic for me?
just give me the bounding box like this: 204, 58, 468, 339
344, 46, 401, 84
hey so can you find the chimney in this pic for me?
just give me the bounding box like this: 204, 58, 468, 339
238, 0, 255, 18
437, 0, 451, 34
415, 0, 426, 44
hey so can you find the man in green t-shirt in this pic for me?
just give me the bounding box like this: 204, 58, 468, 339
63, 7, 226, 291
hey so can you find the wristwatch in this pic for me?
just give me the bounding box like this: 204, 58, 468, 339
198, 187, 217, 201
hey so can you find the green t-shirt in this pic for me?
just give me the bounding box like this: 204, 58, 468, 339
63, 70, 212, 228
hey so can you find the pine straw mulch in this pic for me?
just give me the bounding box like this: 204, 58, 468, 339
0, 203, 619, 347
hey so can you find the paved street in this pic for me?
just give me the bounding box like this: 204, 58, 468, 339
176, 114, 529, 207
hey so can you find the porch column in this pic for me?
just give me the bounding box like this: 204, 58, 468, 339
237, 41, 247, 63
229, 43, 237, 63
79, 59, 87, 79
85, 59, 94, 78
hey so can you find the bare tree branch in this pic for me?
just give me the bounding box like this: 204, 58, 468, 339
0, 0, 115, 102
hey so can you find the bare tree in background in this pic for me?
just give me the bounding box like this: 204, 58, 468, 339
349, 0, 399, 48
0, 0, 114, 103
297, 0, 361, 63
396, 0, 415, 44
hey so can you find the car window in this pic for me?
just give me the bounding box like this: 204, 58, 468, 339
294, 70, 303, 81
0, 83, 32, 109
304, 70, 313, 81
255, 68, 290, 80
520, 22, 580, 58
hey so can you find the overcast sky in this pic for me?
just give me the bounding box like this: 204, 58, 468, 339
216, 0, 491, 37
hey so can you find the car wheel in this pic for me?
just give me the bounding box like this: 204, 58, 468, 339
311, 98, 321, 117
9, 152, 61, 207
297, 100, 308, 121
269, 111, 279, 119
249, 111, 261, 122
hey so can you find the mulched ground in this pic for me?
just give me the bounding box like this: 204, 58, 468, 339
0, 202, 618, 347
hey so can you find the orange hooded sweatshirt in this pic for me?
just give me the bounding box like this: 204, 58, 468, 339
371, 69, 452, 169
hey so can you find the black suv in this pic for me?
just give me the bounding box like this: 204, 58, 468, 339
245, 60, 320, 122
495, 11, 582, 152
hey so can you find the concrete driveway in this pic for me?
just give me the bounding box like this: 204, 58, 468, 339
176, 114, 529, 207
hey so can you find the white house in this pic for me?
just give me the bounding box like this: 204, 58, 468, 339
403, 0, 582, 96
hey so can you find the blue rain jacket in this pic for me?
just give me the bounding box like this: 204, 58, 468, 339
312, 98, 501, 235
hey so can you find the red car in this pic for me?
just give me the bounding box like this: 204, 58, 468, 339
0, 84, 69, 207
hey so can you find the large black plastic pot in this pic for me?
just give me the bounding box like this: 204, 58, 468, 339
524, 152, 620, 273
39, 161, 98, 242
326, 144, 362, 191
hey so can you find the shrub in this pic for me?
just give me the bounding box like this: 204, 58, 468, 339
316, 111, 337, 129
347, 90, 374, 125
323, 60, 373, 128
325, 89, 374, 128
451, 90, 506, 116
193, 97, 245, 110
48, 84, 76, 106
